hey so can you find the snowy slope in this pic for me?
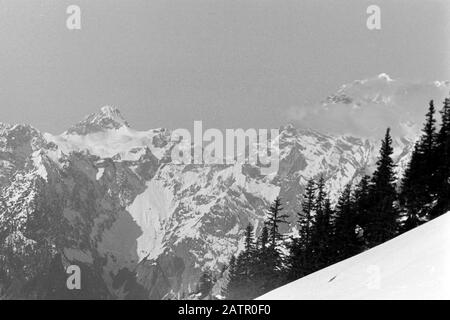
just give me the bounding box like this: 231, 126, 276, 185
258, 212, 450, 300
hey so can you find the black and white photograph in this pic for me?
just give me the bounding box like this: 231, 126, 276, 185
0, 0, 449, 308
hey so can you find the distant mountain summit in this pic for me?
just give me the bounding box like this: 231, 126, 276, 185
66, 105, 130, 135
291, 74, 450, 138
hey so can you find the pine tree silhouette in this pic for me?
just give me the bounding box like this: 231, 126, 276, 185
401, 100, 438, 226
244, 223, 255, 253
299, 178, 316, 246
432, 96, 450, 216
258, 225, 269, 250
310, 176, 333, 269
266, 197, 289, 249
253, 225, 274, 297
365, 128, 398, 246
288, 178, 315, 279
333, 184, 359, 262
261, 197, 289, 293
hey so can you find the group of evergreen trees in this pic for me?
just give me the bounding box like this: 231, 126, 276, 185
224, 198, 289, 299
223, 95, 450, 300
401, 98, 450, 227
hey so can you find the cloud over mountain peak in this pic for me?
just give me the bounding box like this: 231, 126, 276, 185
287, 75, 450, 138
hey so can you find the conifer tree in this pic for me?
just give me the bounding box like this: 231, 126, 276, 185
401, 100, 438, 223
365, 128, 399, 246
223, 256, 236, 298
225, 223, 261, 299
228, 255, 236, 275
315, 176, 327, 216
288, 178, 316, 280
421, 100, 438, 156
418, 100, 438, 201
266, 197, 289, 250
264, 197, 289, 288
310, 176, 333, 269
241, 223, 257, 281
258, 225, 269, 250
225, 251, 257, 299
353, 175, 371, 218
225, 254, 245, 299
227, 199, 290, 300
244, 223, 255, 253
299, 178, 316, 245
400, 143, 425, 231
432, 97, 450, 216
351, 175, 371, 250
314, 196, 333, 268
252, 225, 274, 296
333, 184, 359, 261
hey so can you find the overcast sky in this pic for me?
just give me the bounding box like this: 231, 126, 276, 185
0, 0, 449, 134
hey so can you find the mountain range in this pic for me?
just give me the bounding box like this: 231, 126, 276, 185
0, 74, 449, 299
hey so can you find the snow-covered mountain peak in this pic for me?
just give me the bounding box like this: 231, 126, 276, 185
66, 105, 130, 135
292, 75, 450, 138
377, 72, 394, 82
99, 105, 126, 120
